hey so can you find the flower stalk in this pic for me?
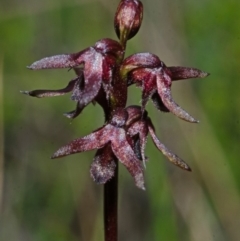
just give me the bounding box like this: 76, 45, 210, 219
22, 0, 209, 240
104, 162, 118, 241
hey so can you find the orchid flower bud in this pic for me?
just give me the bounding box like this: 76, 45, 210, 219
114, 0, 143, 44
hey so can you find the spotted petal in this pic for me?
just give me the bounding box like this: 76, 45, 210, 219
168, 66, 209, 81
90, 144, 116, 184
51, 121, 144, 189
20, 77, 79, 98
110, 127, 145, 190
51, 126, 110, 158
156, 70, 199, 123
71, 48, 103, 107
27, 49, 88, 70
128, 68, 157, 112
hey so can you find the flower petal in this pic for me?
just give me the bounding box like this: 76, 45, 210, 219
110, 108, 128, 127
20, 77, 79, 98
128, 120, 148, 167
110, 128, 145, 190
63, 102, 84, 119
90, 145, 116, 184
94, 38, 124, 60
27, 51, 84, 70
168, 66, 209, 81
156, 71, 199, 123
148, 119, 191, 171
71, 48, 103, 106
141, 70, 157, 112
121, 53, 162, 77
51, 125, 112, 158
128, 68, 157, 112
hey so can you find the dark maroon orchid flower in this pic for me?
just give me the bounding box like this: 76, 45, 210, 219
121, 53, 209, 123
51, 107, 145, 189
22, 0, 209, 192
21, 43, 208, 190
22, 39, 123, 118
51, 105, 190, 190
23, 1, 210, 240
125, 106, 191, 172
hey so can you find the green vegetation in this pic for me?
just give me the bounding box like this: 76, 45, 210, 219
1, 0, 240, 240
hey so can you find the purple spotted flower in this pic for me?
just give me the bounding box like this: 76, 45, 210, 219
121, 53, 209, 123
23, 1, 210, 240
51, 106, 190, 190
22, 39, 123, 118
22, 47, 208, 190
22, 48, 208, 190
22, 0, 209, 191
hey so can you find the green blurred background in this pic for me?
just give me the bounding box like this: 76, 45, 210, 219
1, 0, 240, 240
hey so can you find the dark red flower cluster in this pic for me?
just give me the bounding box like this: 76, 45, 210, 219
22, 0, 209, 190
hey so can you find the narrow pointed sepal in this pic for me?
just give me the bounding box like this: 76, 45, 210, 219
168, 66, 210, 81
148, 120, 191, 171
51, 127, 109, 159
27, 54, 79, 70
110, 128, 145, 190
156, 74, 199, 123
63, 102, 84, 119
20, 78, 78, 98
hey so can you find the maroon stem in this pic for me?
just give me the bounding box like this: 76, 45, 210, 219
104, 160, 118, 241
103, 35, 126, 241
